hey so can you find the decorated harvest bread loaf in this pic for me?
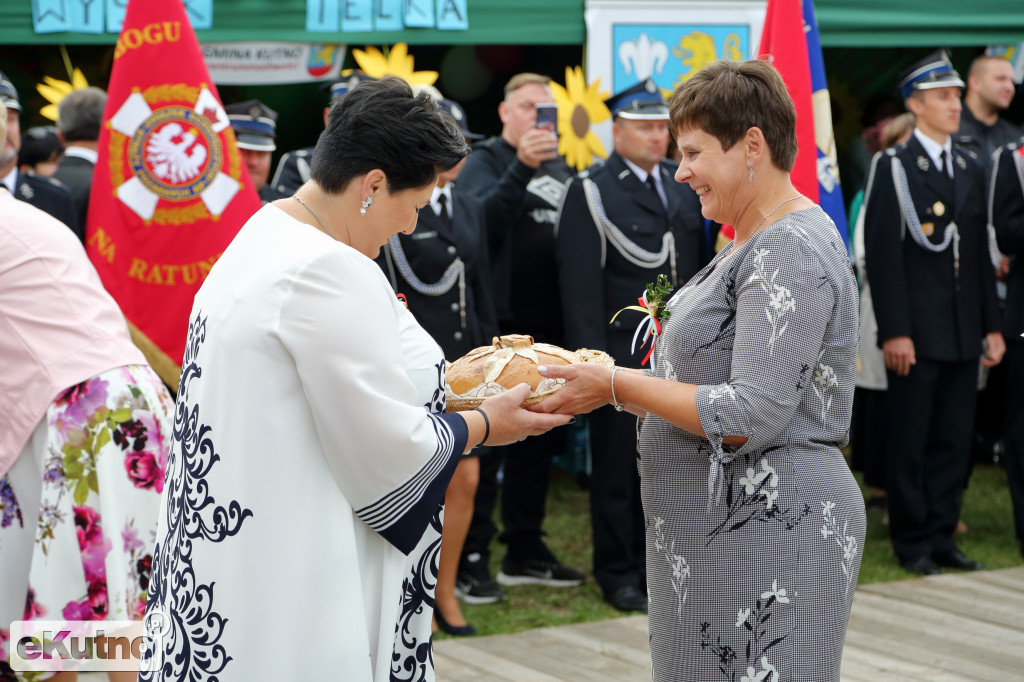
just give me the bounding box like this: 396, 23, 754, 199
446, 334, 578, 394
445, 334, 614, 411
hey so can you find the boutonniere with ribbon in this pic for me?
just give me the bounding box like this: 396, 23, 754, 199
609, 274, 674, 370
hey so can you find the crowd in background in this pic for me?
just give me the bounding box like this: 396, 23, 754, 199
2, 45, 1024, 650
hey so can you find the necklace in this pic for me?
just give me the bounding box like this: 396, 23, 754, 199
293, 195, 333, 239
753, 194, 803, 232
735, 194, 803, 249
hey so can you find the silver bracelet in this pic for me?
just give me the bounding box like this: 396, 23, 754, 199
610, 367, 625, 412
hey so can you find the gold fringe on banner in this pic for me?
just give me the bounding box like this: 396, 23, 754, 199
126, 319, 181, 394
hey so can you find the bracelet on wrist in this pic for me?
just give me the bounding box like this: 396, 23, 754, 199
470, 407, 491, 446
610, 367, 625, 412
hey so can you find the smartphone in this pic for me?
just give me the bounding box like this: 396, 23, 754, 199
535, 103, 558, 134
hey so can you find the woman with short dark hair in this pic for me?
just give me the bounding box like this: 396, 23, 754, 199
535, 60, 864, 680
140, 78, 570, 681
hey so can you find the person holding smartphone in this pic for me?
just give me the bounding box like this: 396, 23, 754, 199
455, 73, 582, 599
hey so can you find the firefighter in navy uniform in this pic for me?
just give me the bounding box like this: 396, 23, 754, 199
375, 98, 498, 360
0, 70, 79, 239
456, 73, 583, 595
990, 135, 1024, 559
863, 51, 1004, 576
375, 98, 499, 636
269, 74, 373, 197
226, 99, 287, 204
554, 79, 707, 612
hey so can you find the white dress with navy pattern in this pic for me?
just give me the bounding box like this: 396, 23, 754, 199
139, 205, 463, 682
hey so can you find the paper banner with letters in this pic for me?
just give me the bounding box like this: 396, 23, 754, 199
33, 0, 467, 35
584, 0, 766, 154
304, 0, 469, 32
201, 42, 345, 84
34, 0, 213, 34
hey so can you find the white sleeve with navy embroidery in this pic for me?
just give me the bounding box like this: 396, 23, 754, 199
140, 204, 463, 682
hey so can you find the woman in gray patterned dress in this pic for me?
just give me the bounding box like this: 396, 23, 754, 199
536, 60, 865, 681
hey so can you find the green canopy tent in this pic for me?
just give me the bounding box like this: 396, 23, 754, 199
3, 0, 1024, 47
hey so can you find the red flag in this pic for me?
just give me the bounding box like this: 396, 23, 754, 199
86, 0, 261, 387
758, 0, 818, 203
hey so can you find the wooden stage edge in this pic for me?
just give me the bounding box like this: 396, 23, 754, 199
433, 566, 1024, 681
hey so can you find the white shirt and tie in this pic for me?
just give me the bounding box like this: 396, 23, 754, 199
913, 128, 955, 179
431, 184, 453, 221
622, 157, 668, 210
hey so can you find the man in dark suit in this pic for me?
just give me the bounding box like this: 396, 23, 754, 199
376, 98, 497, 357
270, 73, 373, 197
457, 73, 583, 595
376, 98, 500, 634
990, 135, 1024, 560
226, 99, 287, 204
0, 69, 78, 238
554, 79, 707, 612
52, 87, 106, 238
864, 51, 1004, 576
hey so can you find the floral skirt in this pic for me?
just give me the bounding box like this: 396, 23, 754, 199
0, 364, 174, 665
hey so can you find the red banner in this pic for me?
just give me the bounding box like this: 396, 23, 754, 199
86, 0, 261, 381
758, 0, 816, 204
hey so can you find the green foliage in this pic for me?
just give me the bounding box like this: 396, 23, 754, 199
645, 274, 674, 322
440, 463, 1023, 639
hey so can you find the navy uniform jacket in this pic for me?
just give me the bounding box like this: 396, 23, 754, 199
991, 136, 1024, 342
269, 147, 313, 197
864, 134, 1000, 362
14, 170, 80, 241
555, 152, 707, 365
458, 136, 573, 337
376, 189, 499, 359
258, 183, 288, 204
51, 154, 94, 239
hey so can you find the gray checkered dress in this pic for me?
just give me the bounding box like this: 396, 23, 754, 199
638, 206, 865, 681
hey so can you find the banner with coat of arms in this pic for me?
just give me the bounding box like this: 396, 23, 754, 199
86, 0, 261, 389
584, 0, 767, 155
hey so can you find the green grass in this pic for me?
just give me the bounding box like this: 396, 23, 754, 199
438, 460, 1024, 639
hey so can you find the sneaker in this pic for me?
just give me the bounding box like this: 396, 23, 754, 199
497, 557, 585, 587
455, 560, 506, 604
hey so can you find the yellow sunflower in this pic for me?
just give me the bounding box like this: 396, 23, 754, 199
550, 66, 610, 172
36, 67, 90, 121
351, 43, 438, 86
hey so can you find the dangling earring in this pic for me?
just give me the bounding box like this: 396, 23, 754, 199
360, 195, 373, 216
748, 163, 754, 183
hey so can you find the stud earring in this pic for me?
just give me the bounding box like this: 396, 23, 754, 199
748, 163, 754, 183
360, 195, 373, 216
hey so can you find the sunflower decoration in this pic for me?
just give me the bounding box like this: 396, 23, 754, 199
350, 42, 438, 87
36, 66, 90, 121
550, 66, 611, 172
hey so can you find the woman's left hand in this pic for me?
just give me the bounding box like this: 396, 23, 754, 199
528, 363, 615, 416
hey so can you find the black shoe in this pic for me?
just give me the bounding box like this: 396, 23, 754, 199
455, 570, 506, 604
932, 549, 985, 571
455, 558, 506, 604
497, 557, 585, 587
434, 605, 477, 637
900, 555, 941, 576
605, 585, 648, 613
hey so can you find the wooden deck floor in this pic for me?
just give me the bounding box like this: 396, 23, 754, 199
433, 566, 1024, 681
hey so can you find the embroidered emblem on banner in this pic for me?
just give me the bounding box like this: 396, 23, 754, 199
107, 84, 243, 224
